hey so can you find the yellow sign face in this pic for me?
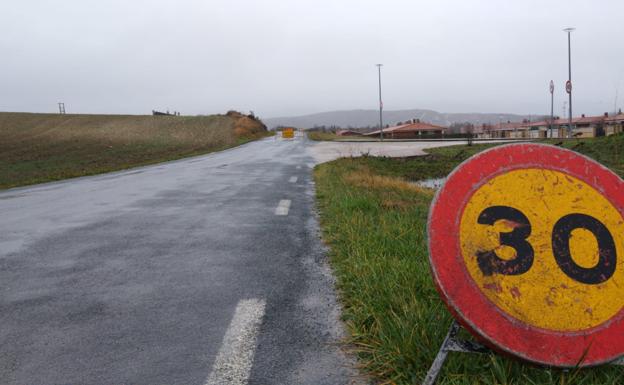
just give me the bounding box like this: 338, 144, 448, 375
459, 168, 624, 331
282, 128, 294, 138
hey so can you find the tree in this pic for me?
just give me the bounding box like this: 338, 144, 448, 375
466, 124, 475, 146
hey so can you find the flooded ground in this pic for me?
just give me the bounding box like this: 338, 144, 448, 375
308, 139, 510, 164
413, 177, 446, 189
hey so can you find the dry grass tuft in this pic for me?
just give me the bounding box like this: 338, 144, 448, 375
306, 131, 340, 141
344, 170, 434, 196
381, 199, 415, 211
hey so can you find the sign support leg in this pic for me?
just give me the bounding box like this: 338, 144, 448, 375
422, 319, 624, 385
422, 321, 459, 385
422, 320, 490, 385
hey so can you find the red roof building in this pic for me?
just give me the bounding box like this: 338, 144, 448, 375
364, 119, 446, 139
553, 114, 606, 138
335, 129, 362, 136
481, 113, 616, 139
605, 111, 624, 135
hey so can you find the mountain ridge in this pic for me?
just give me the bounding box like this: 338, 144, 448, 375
263, 108, 542, 129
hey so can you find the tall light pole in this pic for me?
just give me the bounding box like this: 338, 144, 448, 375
376, 64, 384, 141
549, 80, 554, 138
564, 27, 575, 138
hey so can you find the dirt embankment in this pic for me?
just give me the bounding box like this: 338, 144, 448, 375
225, 110, 268, 138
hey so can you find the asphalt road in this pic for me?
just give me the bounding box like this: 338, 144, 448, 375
0, 134, 473, 384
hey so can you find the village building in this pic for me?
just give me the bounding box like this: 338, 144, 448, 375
554, 114, 606, 138
364, 119, 446, 139
478, 112, 622, 139
523, 121, 552, 138
605, 110, 624, 136
335, 129, 362, 136
481, 121, 529, 139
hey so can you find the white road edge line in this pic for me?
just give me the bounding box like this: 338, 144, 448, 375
289, 176, 298, 183
205, 298, 267, 385
274, 199, 291, 216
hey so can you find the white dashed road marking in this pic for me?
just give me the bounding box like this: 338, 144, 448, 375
296, 165, 302, 169
205, 298, 266, 385
289, 176, 298, 183
274, 199, 291, 216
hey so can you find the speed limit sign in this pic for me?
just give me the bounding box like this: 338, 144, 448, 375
428, 143, 624, 367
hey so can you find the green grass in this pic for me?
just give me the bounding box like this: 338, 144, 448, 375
306, 131, 376, 141
306, 131, 341, 141
550, 136, 624, 176
314, 135, 624, 384
0, 112, 270, 189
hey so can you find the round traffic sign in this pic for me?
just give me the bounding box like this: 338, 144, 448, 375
428, 143, 624, 367
549, 80, 554, 94
566, 80, 572, 94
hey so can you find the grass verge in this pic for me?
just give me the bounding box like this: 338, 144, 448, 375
307, 131, 341, 141
314, 136, 624, 384
0, 111, 271, 189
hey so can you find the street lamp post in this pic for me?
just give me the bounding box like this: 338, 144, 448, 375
564, 27, 575, 138
549, 80, 554, 138
376, 64, 384, 141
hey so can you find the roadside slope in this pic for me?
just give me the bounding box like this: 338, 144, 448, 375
314, 137, 624, 384
0, 111, 269, 189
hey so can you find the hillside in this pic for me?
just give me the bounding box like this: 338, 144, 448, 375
0, 111, 268, 189
263, 108, 538, 129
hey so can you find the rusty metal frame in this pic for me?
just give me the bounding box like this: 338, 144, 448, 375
422, 320, 490, 385
423, 320, 624, 385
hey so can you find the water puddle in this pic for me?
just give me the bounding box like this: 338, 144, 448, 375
413, 177, 446, 189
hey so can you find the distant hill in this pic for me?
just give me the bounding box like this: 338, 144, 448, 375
263, 109, 540, 130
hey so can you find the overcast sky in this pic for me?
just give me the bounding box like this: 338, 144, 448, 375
2, 0, 623, 118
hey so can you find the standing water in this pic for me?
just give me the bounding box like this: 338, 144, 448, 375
413, 177, 446, 189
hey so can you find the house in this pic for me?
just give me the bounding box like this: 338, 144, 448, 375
523, 121, 549, 138
364, 119, 446, 139
555, 114, 606, 138
605, 110, 624, 136
522, 120, 569, 138
513, 120, 565, 139
335, 129, 362, 136
483, 121, 525, 139
481, 114, 608, 139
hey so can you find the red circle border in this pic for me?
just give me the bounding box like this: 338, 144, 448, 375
428, 143, 624, 367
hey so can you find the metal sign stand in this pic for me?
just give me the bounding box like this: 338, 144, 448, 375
423, 320, 624, 385
422, 320, 490, 385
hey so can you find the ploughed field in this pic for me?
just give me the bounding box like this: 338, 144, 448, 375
0, 111, 269, 189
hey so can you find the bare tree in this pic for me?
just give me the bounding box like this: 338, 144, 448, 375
466, 124, 475, 146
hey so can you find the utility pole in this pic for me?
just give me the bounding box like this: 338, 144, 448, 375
564, 27, 575, 138
549, 80, 554, 138
376, 64, 384, 141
